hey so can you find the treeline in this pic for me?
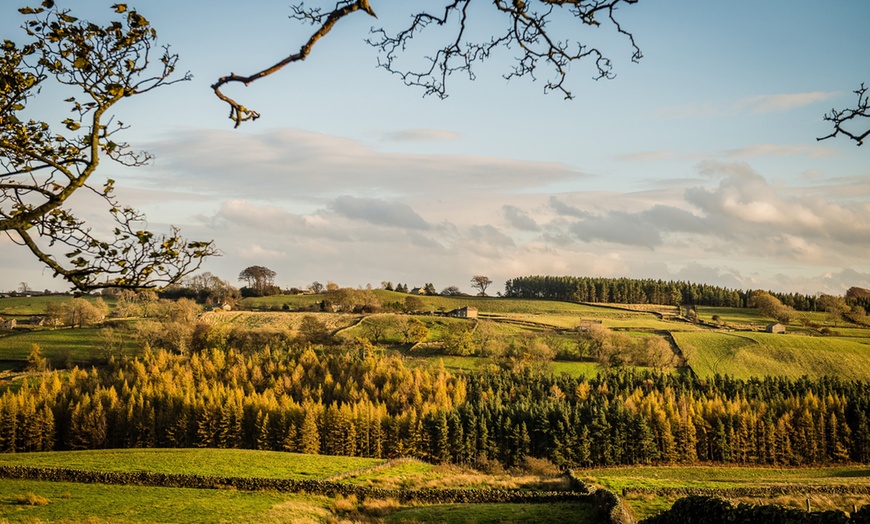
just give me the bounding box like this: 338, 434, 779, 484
504, 275, 824, 311
3, 335, 870, 468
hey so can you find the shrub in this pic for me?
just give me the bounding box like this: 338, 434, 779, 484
518, 456, 560, 476
16, 492, 49, 506
360, 497, 400, 517
332, 494, 359, 513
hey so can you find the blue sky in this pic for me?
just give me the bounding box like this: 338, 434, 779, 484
2, 0, 869, 295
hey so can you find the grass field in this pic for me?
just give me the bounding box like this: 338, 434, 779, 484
580, 465, 870, 519
0, 450, 600, 524
0, 478, 332, 524
0, 449, 384, 480
0, 295, 112, 318
237, 293, 322, 311
200, 310, 361, 333
384, 502, 599, 523
674, 331, 870, 380
0, 327, 139, 365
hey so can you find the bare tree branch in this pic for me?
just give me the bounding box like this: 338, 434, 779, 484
212, 0, 641, 126
211, 0, 378, 128
818, 83, 870, 146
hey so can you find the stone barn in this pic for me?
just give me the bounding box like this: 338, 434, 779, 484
766, 322, 786, 334
447, 306, 478, 319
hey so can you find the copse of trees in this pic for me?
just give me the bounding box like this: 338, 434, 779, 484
161, 272, 240, 306
238, 266, 279, 297
45, 298, 109, 328
505, 275, 828, 312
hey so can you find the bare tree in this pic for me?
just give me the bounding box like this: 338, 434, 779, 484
212, 0, 642, 127
470, 275, 493, 296
1, 3, 216, 291
819, 83, 869, 146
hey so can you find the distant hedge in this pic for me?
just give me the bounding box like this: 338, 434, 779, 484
0, 466, 588, 505
641, 496, 870, 524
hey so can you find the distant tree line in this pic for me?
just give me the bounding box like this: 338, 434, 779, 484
504, 275, 844, 312
3, 331, 870, 468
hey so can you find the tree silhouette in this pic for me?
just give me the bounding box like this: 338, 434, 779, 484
212, 0, 642, 127
470, 275, 493, 296
818, 83, 869, 146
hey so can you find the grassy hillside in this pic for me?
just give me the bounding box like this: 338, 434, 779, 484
675, 331, 870, 380
0, 327, 141, 365
0, 295, 111, 318
580, 465, 870, 519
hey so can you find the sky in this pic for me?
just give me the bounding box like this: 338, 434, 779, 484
1, 0, 869, 296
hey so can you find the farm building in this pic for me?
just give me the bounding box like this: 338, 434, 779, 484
0, 318, 16, 329
766, 322, 786, 334
447, 306, 478, 319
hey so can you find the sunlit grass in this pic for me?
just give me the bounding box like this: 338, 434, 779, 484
0, 327, 138, 364
675, 330, 870, 380
0, 449, 384, 480
0, 478, 332, 524
580, 465, 870, 520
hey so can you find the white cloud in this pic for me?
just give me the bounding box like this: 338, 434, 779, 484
381, 129, 462, 143
3, 129, 867, 297
734, 92, 837, 114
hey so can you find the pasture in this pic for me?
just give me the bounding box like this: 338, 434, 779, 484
580, 465, 870, 520
0, 449, 601, 524
0, 478, 331, 524
0, 449, 383, 480
0, 327, 136, 365
674, 331, 870, 380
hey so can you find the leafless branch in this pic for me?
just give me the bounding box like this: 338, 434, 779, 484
818, 83, 870, 146
368, 0, 641, 100
211, 0, 378, 128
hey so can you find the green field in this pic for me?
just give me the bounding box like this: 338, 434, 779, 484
0, 327, 138, 365
580, 465, 870, 519
0, 450, 599, 524
0, 295, 112, 318
0, 449, 383, 480
0, 478, 331, 524
675, 331, 870, 380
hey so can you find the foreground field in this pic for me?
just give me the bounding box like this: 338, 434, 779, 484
580, 465, 870, 520
0, 449, 601, 523
0, 478, 330, 524
0, 449, 383, 480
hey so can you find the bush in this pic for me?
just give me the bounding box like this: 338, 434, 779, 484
518, 456, 560, 476
360, 497, 400, 517
332, 494, 359, 513
16, 492, 49, 506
